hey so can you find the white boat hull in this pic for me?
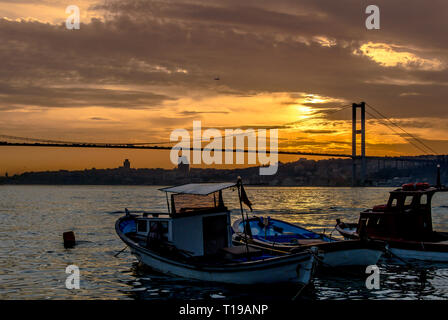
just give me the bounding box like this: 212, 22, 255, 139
130, 244, 315, 285
117, 215, 317, 285
337, 223, 448, 263
319, 248, 383, 267
388, 247, 448, 262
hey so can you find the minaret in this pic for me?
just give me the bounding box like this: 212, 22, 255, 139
123, 159, 131, 169
178, 156, 189, 176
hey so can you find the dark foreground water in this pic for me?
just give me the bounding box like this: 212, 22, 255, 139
1, 185, 448, 300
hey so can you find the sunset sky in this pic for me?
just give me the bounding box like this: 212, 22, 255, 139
0, 0, 447, 174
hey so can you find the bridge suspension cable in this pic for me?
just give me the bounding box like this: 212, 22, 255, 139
363, 110, 430, 156
365, 103, 438, 155
0, 134, 174, 146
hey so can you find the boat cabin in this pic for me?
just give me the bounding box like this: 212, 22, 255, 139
134, 183, 236, 256
357, 184, 437, 241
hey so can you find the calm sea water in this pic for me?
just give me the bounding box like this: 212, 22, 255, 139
1, 185, 448, 300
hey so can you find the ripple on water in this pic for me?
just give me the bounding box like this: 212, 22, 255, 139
1, 185, 448, 300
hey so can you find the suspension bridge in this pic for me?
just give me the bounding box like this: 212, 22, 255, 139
0, 101, 445, 186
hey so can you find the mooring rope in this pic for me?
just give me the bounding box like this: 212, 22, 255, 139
114, 246, 128, 258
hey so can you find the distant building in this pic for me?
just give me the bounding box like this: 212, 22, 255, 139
123, 159, 131, 169
178, 156, 189, 176
118, 159, 131, 171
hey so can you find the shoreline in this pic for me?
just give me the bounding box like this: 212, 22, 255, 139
0, 183, 399, 188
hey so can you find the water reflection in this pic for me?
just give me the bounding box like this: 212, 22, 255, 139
0, 185, 448, 300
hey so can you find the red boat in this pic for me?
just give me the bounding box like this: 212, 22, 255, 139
336, 182, 448, 262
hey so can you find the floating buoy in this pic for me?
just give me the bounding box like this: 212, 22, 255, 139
402, 182, 430, 191
63, 231, 76, 248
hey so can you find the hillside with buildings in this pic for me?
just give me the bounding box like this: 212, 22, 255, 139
1, 156, 447, 187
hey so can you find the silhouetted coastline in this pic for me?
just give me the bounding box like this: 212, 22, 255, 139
2, 156, 447, 187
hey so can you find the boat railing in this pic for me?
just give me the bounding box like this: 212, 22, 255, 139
141, 212, 170, 218
361, 209, 400, 216
170, 206, 229, 218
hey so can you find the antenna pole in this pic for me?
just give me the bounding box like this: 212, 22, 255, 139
237, 178, 250, 259
165, 192, 171, 214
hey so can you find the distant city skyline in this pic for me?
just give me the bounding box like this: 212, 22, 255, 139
3, 155, 445, 188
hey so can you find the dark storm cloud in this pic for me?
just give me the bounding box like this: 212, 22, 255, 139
300, 102, 349, 108
0, 83, 174, 109
301, 129, 338, 134
201, 125, 293, 131
178, 110, 229, 116
90, 117, 110, 120
94, 0, 448, 50
0, 0, 447, 118
0, 0, 47, 2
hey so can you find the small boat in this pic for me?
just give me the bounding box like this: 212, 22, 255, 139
336, 180, 448, 262
116, 180, 317, 285
232, 216, 384, 267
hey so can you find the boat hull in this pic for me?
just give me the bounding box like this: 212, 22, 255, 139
129, 244, 315, 284
316, 246, 383, 267
234, 237, 383, 267
336, 221, 448, 262
116, 216, 316, 285
335, 223, 359, 240
388, 247, 448, 262
233, 218, 383, 267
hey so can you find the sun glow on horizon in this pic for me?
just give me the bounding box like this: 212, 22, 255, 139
295, 105, 315, 119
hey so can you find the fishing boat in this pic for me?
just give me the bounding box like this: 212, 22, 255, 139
232, 216, 384, 267
115, 180, 317, 285
336, 179, 448, 262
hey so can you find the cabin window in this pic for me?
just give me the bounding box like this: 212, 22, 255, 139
137, 220, 147, 233
391, 198, 398, 207
367, 217, 380, 227
421, 194, 428, 205
149, 221, 168, 241
171, 192, 225, 215
404, 196, 413, 206
149, 221, 169, 241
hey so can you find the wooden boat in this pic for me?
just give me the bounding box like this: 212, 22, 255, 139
116, 180, 317, 285
232, 216, 384, 267
336, 181, 448, 262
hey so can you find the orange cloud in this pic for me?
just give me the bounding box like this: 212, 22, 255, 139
356, 42, 445, 71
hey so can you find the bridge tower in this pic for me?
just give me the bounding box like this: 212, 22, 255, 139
352, 102, 366, 186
